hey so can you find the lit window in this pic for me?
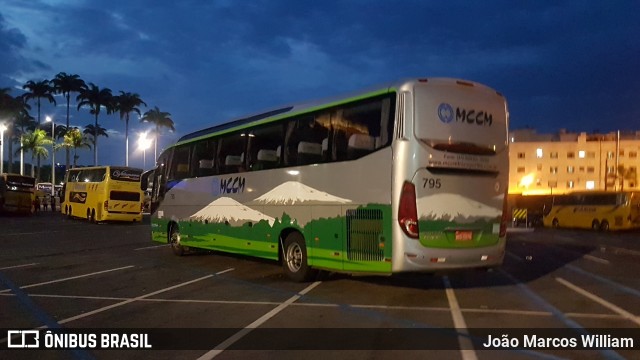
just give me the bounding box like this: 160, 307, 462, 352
567, 166, 574, 174
536, 148, 543, 158
578, 150, 585, 158
567, 181, 574, 189
550, 152, 558, 159
550, 166, 558, 174
586, 181, 595, 190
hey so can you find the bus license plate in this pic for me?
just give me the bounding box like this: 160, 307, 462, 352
455, 231, 473, 241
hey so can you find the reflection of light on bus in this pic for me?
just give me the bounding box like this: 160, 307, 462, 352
1, 173, 36, 214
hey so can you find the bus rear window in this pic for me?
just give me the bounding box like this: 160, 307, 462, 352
110, 168, 142, 182
6, 175, 36, 188
110, 191, 141, 201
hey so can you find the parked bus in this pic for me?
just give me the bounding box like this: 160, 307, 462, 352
142, 78, 510, 281
62, 166, 144, 223
543, 191, 640, 231
0, 173, 36, 214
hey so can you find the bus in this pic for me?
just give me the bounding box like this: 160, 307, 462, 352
0, 173, 36, 214
543, 191, 640, 231
142, 78, 510, 281
62, 166, 145, 223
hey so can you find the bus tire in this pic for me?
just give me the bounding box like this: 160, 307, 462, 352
67, 206, 72, 219
600, 220, 610, 231
169, 224, 185, 256
282, 232, 317, 282
591, 220, 600, 231
91, 209, 97, 223
552, 218, 559, 228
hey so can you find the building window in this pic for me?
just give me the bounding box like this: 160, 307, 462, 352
587, 166, 595, 173
607, 166, 615, 174
619, 150, 624, 157
578, 150, 585, 158
586, 180, 595, 190
579, 166, 585, 172
537, 164, 542, 171
629, 151, 637, 158
567, 166, 574, 174
517, 152, 525, 159
567, 151, 575, 159
536, 178, 542, 186
630, 182, 636, 188
550, 166, 558, 174
536, 148, 543, 158
567, 180, 574, 189
550, 152, 558, 159
607, 151, 614, 159
587, 151, 596, 158
517, 167, 525, 173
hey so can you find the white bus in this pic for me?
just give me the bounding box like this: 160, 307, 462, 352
143, 78, 509, 281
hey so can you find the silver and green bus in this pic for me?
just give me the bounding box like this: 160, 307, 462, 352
142, 78, 509, 281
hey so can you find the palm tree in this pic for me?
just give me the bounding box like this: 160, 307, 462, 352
140, 106, 175, 162
52, 72, 87, 170
0, 93, 33, 174
83, 123, 109, 150
76, 83, 113, 165
22, 80, 56, 124
58, 127, 91, 168
16, 129, 52, 182
114, 91, 146, 166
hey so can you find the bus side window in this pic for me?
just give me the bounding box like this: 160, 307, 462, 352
217, 132, 247, 174
192, 138, 216, 177
168, 145, 192, 180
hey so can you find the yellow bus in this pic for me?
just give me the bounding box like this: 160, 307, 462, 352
61, 166, 144, 223
0, 173, 36, 215
543, 191, 640, 231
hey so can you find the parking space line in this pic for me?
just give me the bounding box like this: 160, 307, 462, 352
442, 276, 478, 360
197, 281, 321, 360
583, 254, 610, 264
556, 277, 640, 326
0, 265, 134, 294
0, 263, 38, 270
134, 244, 170, 251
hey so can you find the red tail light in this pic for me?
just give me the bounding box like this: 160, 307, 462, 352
499, 194, 508, 237
398, 181, 419, 239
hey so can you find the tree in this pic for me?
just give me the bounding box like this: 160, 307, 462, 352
57, 127, 92, 168
114, 91, 146, 166
16, 129, 52, 182
22, 80, 56, 124
140, 106, 175, 161
83, 123, 109, 149
52, 72, 87, 170
0, 93, 33, 174
76, 83, 113, 165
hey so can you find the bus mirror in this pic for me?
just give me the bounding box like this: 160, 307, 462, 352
141, 169, 154, 191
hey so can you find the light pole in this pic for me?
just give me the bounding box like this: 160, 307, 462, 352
45, 116, 55, 197
138, 132, 152, 169
0, 123, 6, 174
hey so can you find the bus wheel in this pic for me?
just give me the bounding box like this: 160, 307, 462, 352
552, 218, 559, 228
591, 220, 600, 231
91, 209, 97, 223
600, 220, 610, 231
282, 232, 317, 282
169, 225, 185, 256
67, 206, 72, 219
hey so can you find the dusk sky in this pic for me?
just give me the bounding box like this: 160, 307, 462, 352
1, 0, 639, 169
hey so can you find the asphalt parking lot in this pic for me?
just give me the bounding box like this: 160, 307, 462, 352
1, 211, 639, 359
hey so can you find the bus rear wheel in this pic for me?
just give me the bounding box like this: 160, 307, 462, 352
282, 232, 317, 282
552, 218, 559, 228
169, 225, 185, 256
600, 220, 610, 231
591, 220, 600, 231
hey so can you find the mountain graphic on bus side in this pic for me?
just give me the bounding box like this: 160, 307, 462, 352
189, 196, 275, 226
252, 181, 352, 205
417, 193, 501, 222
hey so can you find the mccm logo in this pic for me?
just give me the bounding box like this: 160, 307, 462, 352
438, 103, 454, 123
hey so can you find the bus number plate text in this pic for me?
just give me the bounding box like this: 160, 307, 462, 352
455, 231, 473, 241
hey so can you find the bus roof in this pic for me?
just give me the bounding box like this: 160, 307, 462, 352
66, 166, 143, 172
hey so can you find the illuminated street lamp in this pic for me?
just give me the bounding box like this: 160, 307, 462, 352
138, 132, 152, 169
0, 123, 6, 174
45, 116, 55, 197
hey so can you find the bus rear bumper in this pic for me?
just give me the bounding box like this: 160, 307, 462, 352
102, 212, 143, 222
398, 243, 506, 271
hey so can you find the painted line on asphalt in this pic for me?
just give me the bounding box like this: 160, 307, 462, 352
197, 280, 321, 360
603, 245, 640, 257
0, 263, 38, 270
0, 265, 135, 294
134, 244, 170, 251
443, 276, 478, 360
582, 254, 610, 265
50, 268, 233, 327
556, 277, 640, 326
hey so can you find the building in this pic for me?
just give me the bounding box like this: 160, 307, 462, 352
509, 129, 640, 195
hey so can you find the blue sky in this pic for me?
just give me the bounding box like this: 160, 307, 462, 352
1, 0, 639, 169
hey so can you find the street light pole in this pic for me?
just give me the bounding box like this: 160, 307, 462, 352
46, 116, 55, 197
0, 123, 6, 174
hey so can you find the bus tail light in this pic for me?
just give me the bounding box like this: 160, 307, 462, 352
398, 181, 419, 239
499, 195, 508, 237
